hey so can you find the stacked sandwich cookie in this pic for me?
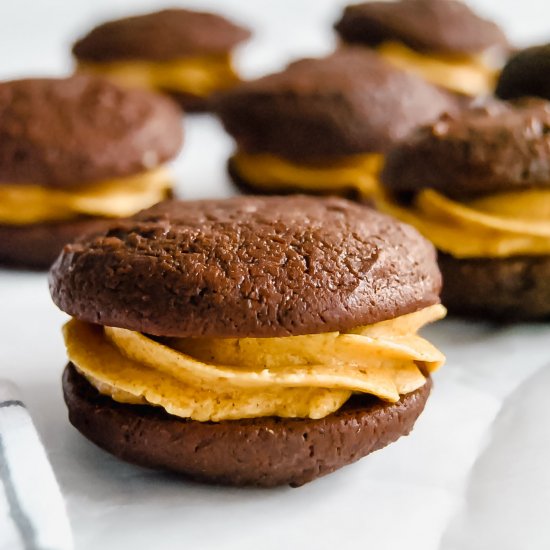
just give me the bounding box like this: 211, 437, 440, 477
377, 99, 550, 319
50, 195, 446, 486
215, 49, 457, 198
0, 75, 182, 269
73, 9, 251, 111
335, 0, 508, 97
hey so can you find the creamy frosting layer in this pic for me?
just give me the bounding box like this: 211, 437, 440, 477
377, 41, 497, 96
232, 151, 384, 197
64, 305, 446, 422
377, 188, 550, 258
0, 168, 172, 225
78, 54, 239, 97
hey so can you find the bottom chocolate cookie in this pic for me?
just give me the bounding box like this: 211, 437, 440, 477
439, 253, 550, 320
63, 364, 432, 487
0, 218, 111, 270
169, 90, 210, 112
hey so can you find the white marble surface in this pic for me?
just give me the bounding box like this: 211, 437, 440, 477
0, 1, 549, 549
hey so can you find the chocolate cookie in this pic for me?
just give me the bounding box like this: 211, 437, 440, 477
169, 91, 212, 113
334, 0, 507, 55
73, 9, 251, 63
51, 195, 445, 485
63, 364, 432, 487
496, 44, 550, 101
439, 253, 550, 320
215, 49, 457, 162
73, 9, 251, 111
0, 218, 109, 270
0, 75, 183, 269
0, 75, 181, 188
382, 99, 550, 200
50, 196, 441, 338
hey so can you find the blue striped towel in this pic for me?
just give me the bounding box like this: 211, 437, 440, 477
0, 380, 72, 550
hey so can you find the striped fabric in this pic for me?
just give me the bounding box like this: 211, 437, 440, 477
0, 380, 72, 550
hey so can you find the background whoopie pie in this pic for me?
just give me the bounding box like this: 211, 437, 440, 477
377, 99, 550, 320
496, 43, 550, 101
215, 48, 458, 199
50, 195, 446, 487
0, 74, 182, 269
334, 0, 509, 97
73, 8, 251, 111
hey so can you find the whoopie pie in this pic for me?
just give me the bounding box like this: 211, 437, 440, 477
72, 9, 251, 111
334, 0, 508, 97
50, 195, 446, 487
215, 48, 457, 198
378, 99, 550, 319
0, 75, 182, 269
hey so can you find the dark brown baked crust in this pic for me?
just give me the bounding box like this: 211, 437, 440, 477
334, 0, 508, 55
0, 75, 183, 189
439, 253, 550, 320
382, 99, 550, 199
72, 9, 251, 63
496, 44, 550, 101
0, 218, 111, 270
214, 49, 458, 160
49, 196, 441, 338
169, 91, 210, 112
63, 364, 432, 487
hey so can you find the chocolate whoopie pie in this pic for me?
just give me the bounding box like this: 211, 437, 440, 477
334, 0, 508, 97
215, 48, 457, 198
377, 99, 550, 320
73, 9, 251, 111
496, 44, 550, 101
0, 75, 182, 269
50, 195, 446, 487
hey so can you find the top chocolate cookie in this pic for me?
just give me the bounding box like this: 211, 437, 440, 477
49, 196, 441, 338
215, 49, 457, 160
382, 99, 550, 199
73, 9, 251, 63
0, 75, 182, 188
496, 44, 550, 101
335, 0, 508, 54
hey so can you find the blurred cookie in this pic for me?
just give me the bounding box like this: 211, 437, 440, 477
378, 99, 550, 319
496, 44, 550, 101
439, 253, 550, 320
51, 195, 446, 486
382, 99, 550, 199
73, 9, 251, 111
0, 75, 182, 269
335, 0, 508, 96
215, 49, 457, 198
0, 219, 110, 270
